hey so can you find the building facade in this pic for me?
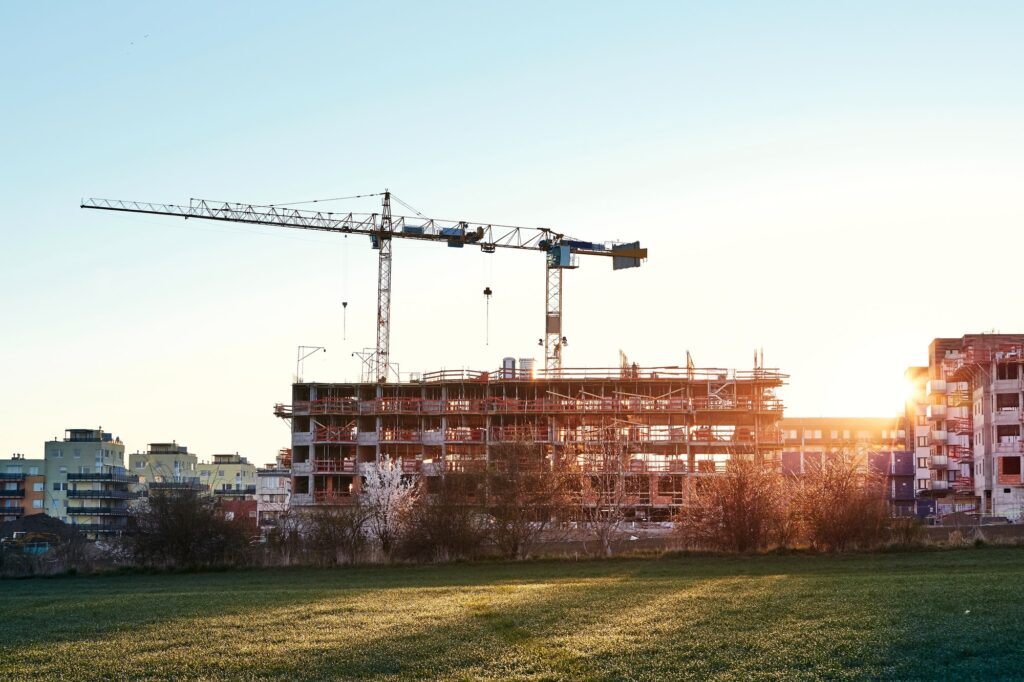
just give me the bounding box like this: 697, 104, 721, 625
780, 417, 914, 516
129, 442, 199, 491
278, 364, 786, 521
0, 454, 46, 522
256, 466, 291, 530
199, 453, 257, 496
907, 334, 1024, 519
44, 428, 128, 526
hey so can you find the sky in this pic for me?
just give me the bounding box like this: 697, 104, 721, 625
2, 2, 1023, 465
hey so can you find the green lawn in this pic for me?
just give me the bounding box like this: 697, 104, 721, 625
2, 548, 1024, 681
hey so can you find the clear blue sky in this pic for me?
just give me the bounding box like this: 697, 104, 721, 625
3, 2, 1023, 464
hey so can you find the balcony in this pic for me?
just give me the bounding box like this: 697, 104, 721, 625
290, 493, 314, 506
0, 505, 24, 516
931, 479, 950, 492
291, 461, 313, 475
926, 380, 947, 396
0, 473, 26, 480
994, 441, 1023, 455
926, 404, 947, 420
66, 490, 137, 500
66, 473, 139, 484
991, 409, 1021, 426
313, 459, 357, 474
67, 506, 130, 516
930, 430, 948, 444
0, 489, 26, 498
931, 454, 949, 468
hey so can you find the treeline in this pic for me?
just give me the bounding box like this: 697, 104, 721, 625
2, 444, 924, 576
123, 444, 917, 571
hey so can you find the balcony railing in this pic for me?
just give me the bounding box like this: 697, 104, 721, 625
0, 489, 26, 498
67, 473, 139, 483
69, 523, 128, 533
67, 506, 130, 516
299, 394, 785, 417
0, 473, 26, 480
0, 506, 24, 516
213, 485, 257, 496
66, 490, 138, 500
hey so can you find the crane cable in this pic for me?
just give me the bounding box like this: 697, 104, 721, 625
262, 192, 385, 208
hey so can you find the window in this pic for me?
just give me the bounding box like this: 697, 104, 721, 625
32, 483, 44, 492
814, 430, 822, 439
917, 415, 927, 426
917, 479, 929, 490
843, 430, 851, 439
29, 466, 39, 475
917, 458, 928, 469
803, 430, 812, 439
73, 448, 81, 458
53, 449, 63, 458
830, 430, 839, 439
917, 436, 928, 447
32, 500, 43, 509
1004, 457, 1022, 476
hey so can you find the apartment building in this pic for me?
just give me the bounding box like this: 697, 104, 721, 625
44, 428, 129, 526
199, 453, 257, 497
129, 442, 199, 491
256, 466, 291, 530
0, 454, 46, 522
907, 334, 1024, 519
780, 417, 914, 515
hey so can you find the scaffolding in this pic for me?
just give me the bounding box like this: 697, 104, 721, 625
938, 337, 1024, 514
279, 364, 786, 520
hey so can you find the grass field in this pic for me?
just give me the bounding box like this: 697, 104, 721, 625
2, 548, 1024, 681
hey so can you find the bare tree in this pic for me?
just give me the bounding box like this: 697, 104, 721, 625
678, 457, 788, 553
126, 488, 249, 569
361, 455, 418, 559
797, 451, 889, 551
576, 437, 629, 558
486, 441, 569, 560
398, 473, 489, 562
302, 503, 371, 565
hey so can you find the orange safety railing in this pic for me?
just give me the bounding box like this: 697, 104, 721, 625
313, 459, 357, 473
314, 426, 357, 443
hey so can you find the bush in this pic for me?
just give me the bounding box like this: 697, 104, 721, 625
398, 475, 489, 562
678, 458, 789, 553
302, 504, 371, 565
125, 489, 250, 569
797, 453, 889, 552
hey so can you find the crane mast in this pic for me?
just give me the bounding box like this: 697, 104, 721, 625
81, 193, 646, 380
375, 192, 393, 382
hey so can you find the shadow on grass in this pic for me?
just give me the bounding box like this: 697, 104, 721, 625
3, 548, 1024, 680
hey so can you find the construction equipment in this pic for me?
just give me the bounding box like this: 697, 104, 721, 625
81, 192, 646, 380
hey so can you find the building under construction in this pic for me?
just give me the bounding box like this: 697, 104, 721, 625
908, 334, 1024, 519
277, 361, 786, 520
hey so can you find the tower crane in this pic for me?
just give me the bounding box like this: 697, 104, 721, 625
81, 192, 646, 381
